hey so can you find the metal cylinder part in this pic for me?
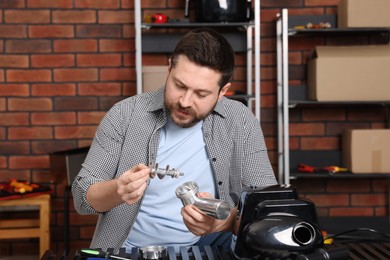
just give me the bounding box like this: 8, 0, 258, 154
175, 181, 231, 220
140, 245, 167, 260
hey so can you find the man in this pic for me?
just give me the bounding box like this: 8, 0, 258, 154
72, 28, 277, 253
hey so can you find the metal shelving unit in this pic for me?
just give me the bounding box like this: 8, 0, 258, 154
276, 9, 390, 184
134, 0, 262, 120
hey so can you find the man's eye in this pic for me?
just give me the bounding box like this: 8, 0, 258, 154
197, 93, 208, 98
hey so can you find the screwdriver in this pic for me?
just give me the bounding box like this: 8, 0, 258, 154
80, 249, 131, 260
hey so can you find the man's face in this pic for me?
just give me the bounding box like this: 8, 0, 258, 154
164, 55, 230, 128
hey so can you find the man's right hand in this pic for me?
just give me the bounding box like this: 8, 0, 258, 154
117, 163, 150, 205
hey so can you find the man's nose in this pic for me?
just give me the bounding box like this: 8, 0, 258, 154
179, 91, 193, 107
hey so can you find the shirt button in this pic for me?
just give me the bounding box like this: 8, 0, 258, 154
212, 158, 216, 162
218, 181, 223, 185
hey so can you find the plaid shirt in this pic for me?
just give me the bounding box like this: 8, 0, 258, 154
72, 87, 277, 251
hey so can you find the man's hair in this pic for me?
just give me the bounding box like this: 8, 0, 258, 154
170, 28, 235, 89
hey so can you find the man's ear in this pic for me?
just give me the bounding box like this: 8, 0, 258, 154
218, 83, 231, 100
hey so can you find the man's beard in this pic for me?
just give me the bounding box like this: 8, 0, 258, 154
165, 102, 204, 128
164, 100, 218, 128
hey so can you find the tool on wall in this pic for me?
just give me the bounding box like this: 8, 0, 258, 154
297, 163, 348, 174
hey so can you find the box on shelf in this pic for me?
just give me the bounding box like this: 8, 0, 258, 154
343, 129, 390, 174
338, 0, 390, 28
307, 45, 390, 101
142, 66, 168, 93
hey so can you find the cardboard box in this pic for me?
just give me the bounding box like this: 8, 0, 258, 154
307, 45, 390, 101
338, 0, 390, 28
142, 66, 169, 92
343, 129, 390, 173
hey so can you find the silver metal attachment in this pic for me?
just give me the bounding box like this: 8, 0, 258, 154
140, 245, 167, 260
149, 163, 184, 179
175, 181, 232, 220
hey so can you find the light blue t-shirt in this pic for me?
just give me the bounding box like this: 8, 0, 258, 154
123, 117, 216, 251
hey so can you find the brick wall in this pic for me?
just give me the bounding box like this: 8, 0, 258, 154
0, 0, 388, 257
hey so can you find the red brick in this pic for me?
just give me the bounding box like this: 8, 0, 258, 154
123, 53, 134, 66
289, 123, 325, 136
121, 0, 133, 9
27, 0, 73, 8
301, 137, 339, 150
0, 1, 25, 8
141, 0, 165, 8
29, 25, 74, 38
0, 170, 31, 182
0, 156, 7, 169
78, 111, 106, 125
0, 113, 29, 125
55, 126, 97, 139
4, 10, 50, 23
6, 40, 51, 53
54, 97, 98, 111
77, 54, 121, 67
78, 82, 121, 96
305, 194, 350, 207
54, 68, 98, 82
0, 84, 29, 96
54, 39, 98, 53
0, 25, 27, 38
122, 24, 134, 38
0, 98, 5, 111
0, 55, 29, 68
75, 0, 120, 9
351, 194, 387, 207
32, 83, 76, 96
7, 69, 51, 82
302, 109, 346, 121
347, 108, 385, 122
305, 0, 339, 6
0, 141, 30, 155
142, 54, 168, 65
372, 179, 389, 192
31, 141, 77, 155
375, 207, 387, 216
100, 68, 133, 81
31, 112, 76, 125
8, 98, 52, 111
53, 10, 96, 23
9, 155, 49, 169
326, 122, 369, 136
98, 10, 133, 24
122, 82, 136, 96
327, 179, 371, 193
76, 25, 121, 38
8, 127, 53, 140
99, 39, 133, 52
79, 139, 93, 147
0, 127, 4, 139
329, 207, 374, 217
31, 54, 75, 68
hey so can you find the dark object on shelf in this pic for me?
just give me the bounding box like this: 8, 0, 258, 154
194, 0, 252, 22
233, 185, 324, 259
0, 179, 52, 200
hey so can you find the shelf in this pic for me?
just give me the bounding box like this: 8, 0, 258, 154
289, 150, 390, 179
290, 173, 390, 179
289, 28, 390, 37
141, 22, 254, 28
135, 0, 262, 120
141, 32, 247, 53
276, 9, 390, 184
288, 85, 390, 107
